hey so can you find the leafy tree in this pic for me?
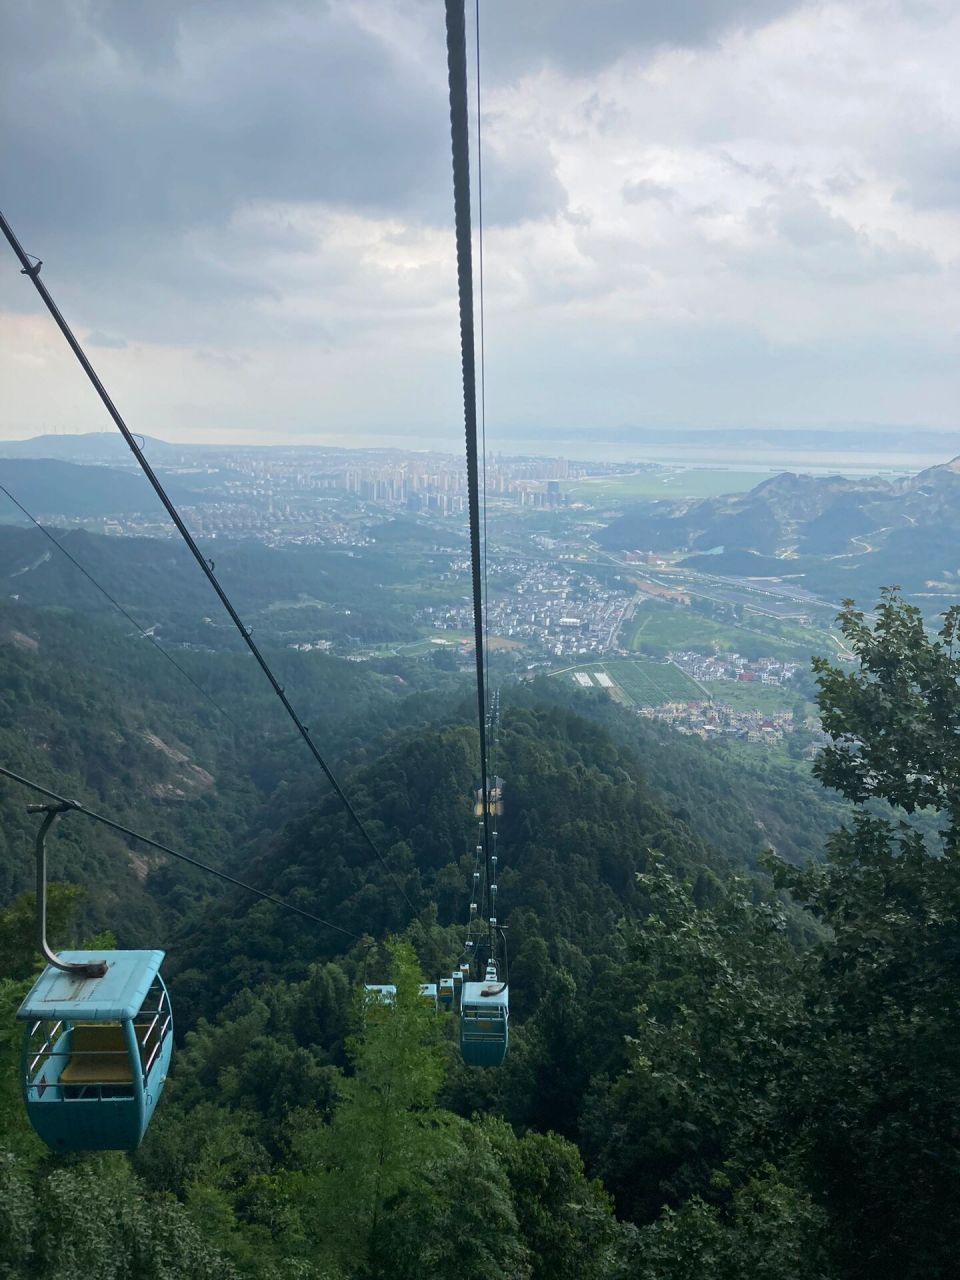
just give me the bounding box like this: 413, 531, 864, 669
0, 885, 83, 981
482, 1117, 623, 1280
775, 591, 960, 1278
630, 1165, 829, 1280
813, 589, 960, 834
581, 859, 802, 1223
369, 1120, 530, 1280
0, 981, 45, 1166
290, 940, 452, 1275
0, 1152, 240, 1280
0, 1150, 36, 1276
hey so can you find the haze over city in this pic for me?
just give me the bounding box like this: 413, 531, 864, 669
2, 0, 960, 451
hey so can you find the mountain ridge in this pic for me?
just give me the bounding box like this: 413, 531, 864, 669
599, 457, 960, 605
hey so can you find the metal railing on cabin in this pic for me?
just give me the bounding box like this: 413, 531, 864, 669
138, 979, 172, 1078
24, 980, 172, 1100
460, 1006, 507, 1042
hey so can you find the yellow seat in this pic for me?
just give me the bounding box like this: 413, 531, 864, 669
60, 1024, 133, 1085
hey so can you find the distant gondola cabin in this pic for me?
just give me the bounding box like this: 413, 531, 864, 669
363, 984, 396, 1023
473, 777, 504, 817
364, 983, 396, 1004
17, 950, 173, 1153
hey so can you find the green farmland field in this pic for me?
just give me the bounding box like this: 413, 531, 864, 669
624, 602, 833, 664
601, 658, 703, 706
704, 680, 805, 715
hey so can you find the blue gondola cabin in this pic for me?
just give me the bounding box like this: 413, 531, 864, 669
17, 950, 173, 1152
364, 983, 396, 1004
460, 975, 509, 1067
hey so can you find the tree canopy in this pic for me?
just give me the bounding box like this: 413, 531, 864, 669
2, 590, 959, 1277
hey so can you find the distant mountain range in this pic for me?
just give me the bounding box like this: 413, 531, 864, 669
0, 432, 180, 463
598, 459, 960, 608
0, 432, 349, 464
6, 427, 960, 466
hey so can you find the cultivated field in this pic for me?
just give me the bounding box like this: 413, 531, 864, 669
623, 602, 831, 664
601, 658, 703, 706
705, 680, 811, 716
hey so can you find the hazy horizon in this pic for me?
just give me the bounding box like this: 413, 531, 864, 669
4, 424, 960, 476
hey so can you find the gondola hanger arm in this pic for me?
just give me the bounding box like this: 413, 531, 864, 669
29, 804, 107, 978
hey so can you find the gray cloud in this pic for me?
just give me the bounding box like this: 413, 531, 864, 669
754, 188, 857, 248
480, 0, 805, 75
894, 139, 960, 211
481, 136, 568, 225
2, 0, 959, 443
1, 4, 448, 237
743, 187, 941, 282
0, 0, 577, 338
86, 330, 129, 349
622, 179, 675, 207
1, 0, 806, 253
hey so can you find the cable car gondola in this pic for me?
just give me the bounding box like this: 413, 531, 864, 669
459, 961, 509, 1068
363, 983, 397, 1004
473, 776, 504, 818
15, 803, 173, 1152
18, 950, 173, 1152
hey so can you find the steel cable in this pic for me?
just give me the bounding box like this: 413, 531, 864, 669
445, 0, 493, 954
0, 482, 240, 728
0, 764, 361, 938
0, 208, 417, 917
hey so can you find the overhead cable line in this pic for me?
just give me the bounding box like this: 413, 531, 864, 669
0, 482, 240, 729
0, 764, 361, 938
472, 3, 500, 790
445, 0, 493, 953
0, 208, 416, 916
474, 0, 491, 711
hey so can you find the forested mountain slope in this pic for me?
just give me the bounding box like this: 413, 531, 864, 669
168, 703, 736, 1018
516, 677, 844, 867
0, 458, 244, 519
0, 600, 450, 938
0, 431, 179, 462
0, 579, 840, 947
0, 525, 422, 646
2, 593, 959, 1278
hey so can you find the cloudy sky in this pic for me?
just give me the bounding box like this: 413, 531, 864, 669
1, 0, 959, 449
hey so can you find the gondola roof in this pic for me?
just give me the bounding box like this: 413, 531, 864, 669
17, 950, 166, 1022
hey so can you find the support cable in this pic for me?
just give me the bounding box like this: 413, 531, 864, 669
445, 0, 493, 957
0, 764, 361, 938
0, 208, 416, 916
474, 0, 491, 712
0, 483, 239, 729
